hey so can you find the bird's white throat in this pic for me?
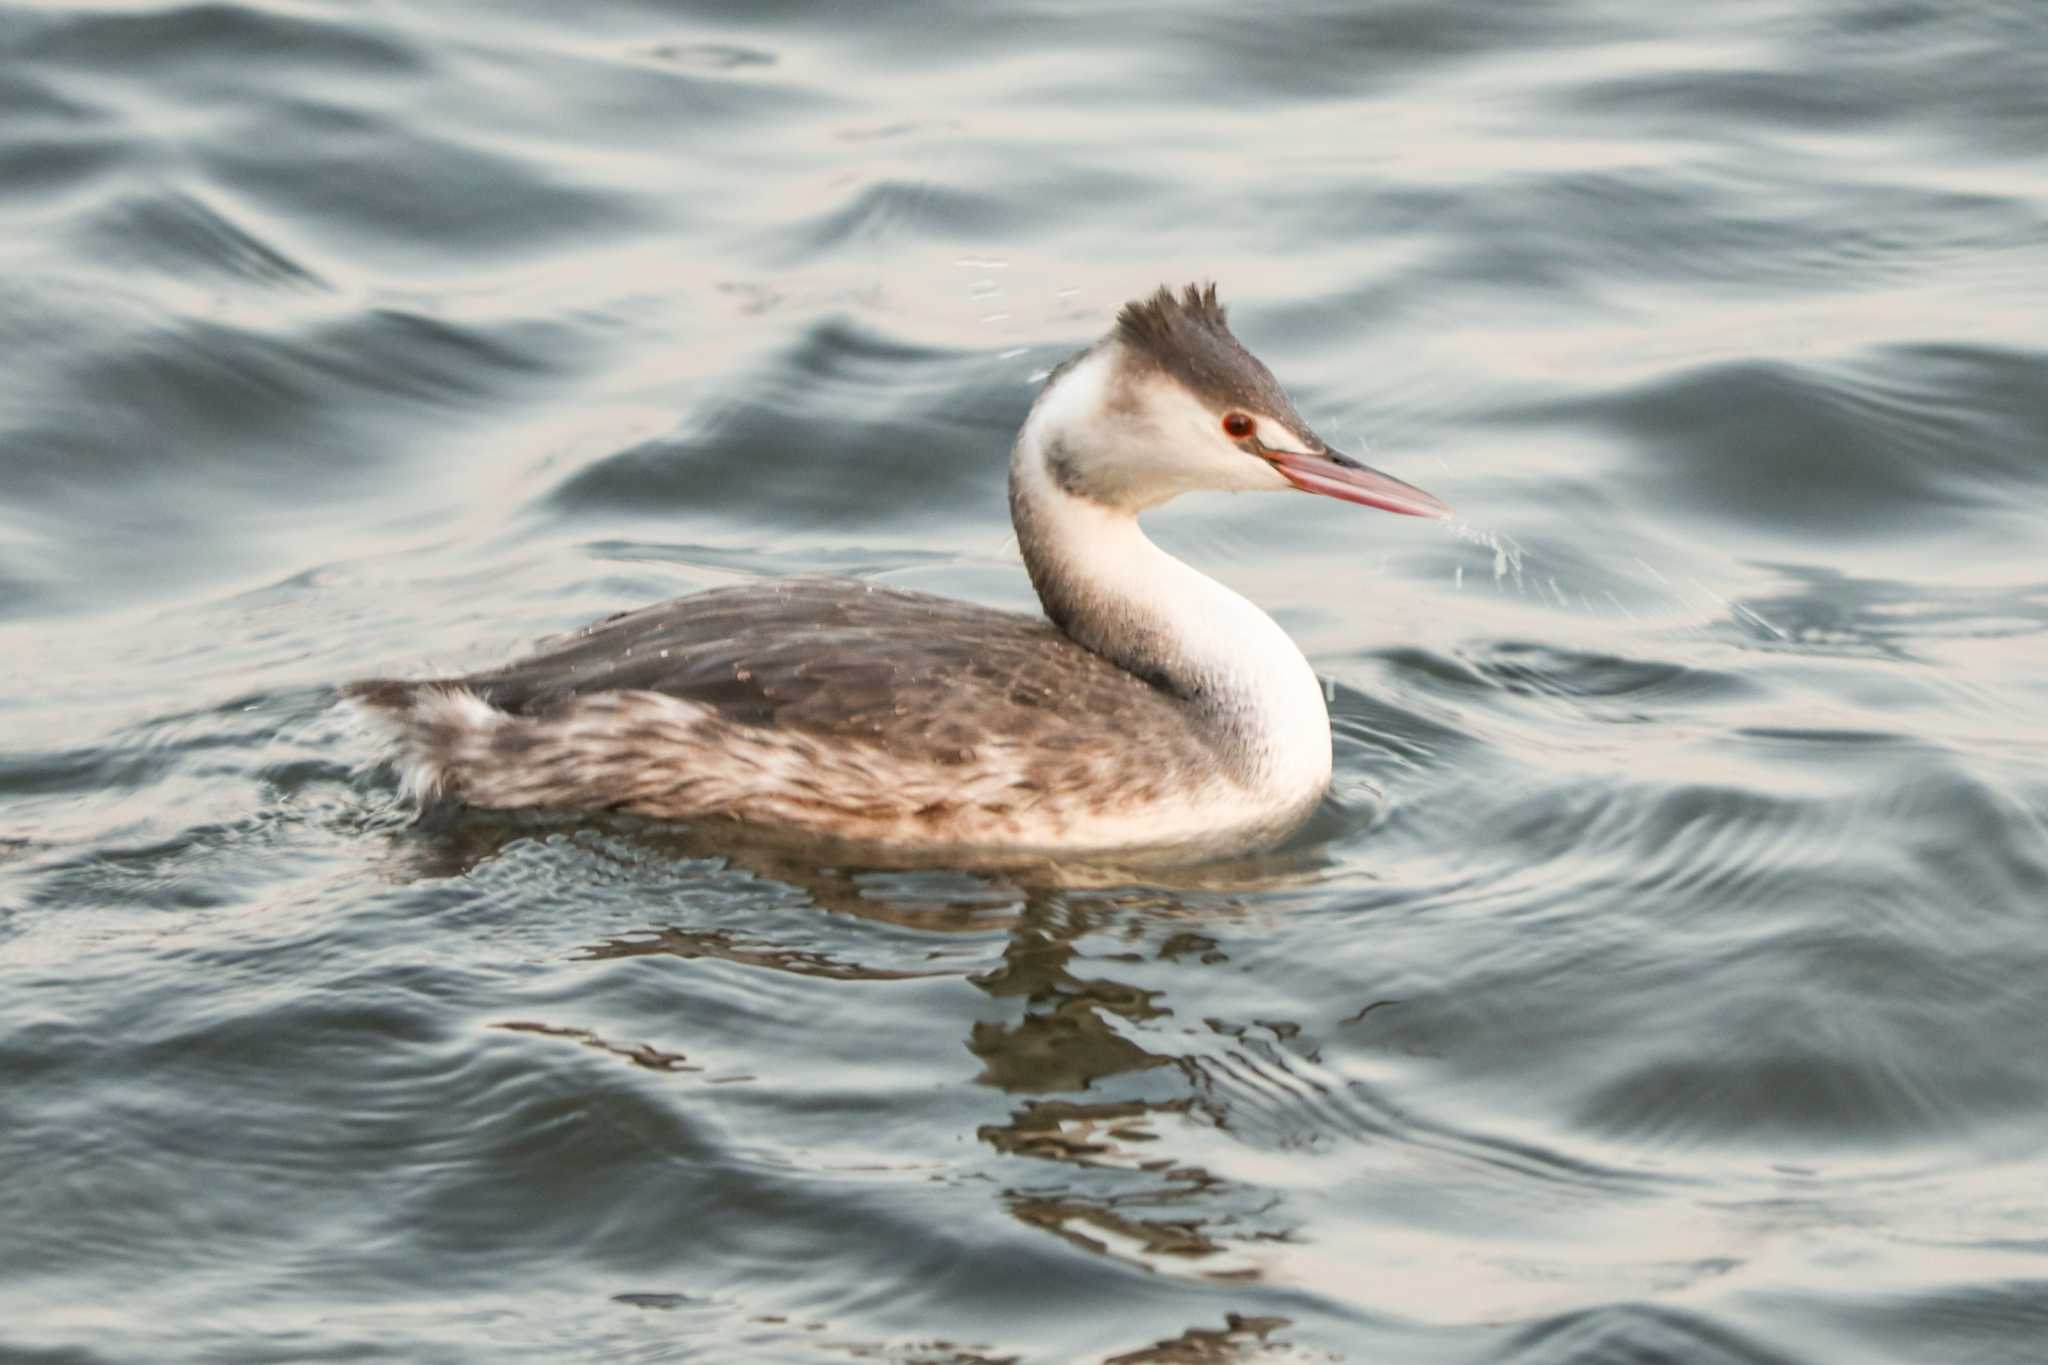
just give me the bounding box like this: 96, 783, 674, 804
1007, 344, 1334, 803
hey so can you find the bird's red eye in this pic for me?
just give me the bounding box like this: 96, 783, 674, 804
1222, 413, 1254, 439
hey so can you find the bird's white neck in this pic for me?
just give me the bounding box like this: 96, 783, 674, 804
1007, 348, 1333, 800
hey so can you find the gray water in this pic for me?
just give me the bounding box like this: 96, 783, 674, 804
5, 2, 2048, 1361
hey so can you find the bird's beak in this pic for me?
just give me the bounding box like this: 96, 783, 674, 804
1265, 446, 1451, 519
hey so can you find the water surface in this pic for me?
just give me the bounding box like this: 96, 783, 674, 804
5, 1, 2048, 1360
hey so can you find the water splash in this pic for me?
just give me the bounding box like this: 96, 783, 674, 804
1441, 518, 1527, 591
1435, 519, 1784, 640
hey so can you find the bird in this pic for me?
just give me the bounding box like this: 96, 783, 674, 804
345, 284, 1448, 866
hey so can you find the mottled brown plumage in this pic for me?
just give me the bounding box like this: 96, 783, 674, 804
344, 579, 1283, 862
354, 579, 1224, 769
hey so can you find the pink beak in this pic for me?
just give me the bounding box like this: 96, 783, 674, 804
1266, 447, 1451, 519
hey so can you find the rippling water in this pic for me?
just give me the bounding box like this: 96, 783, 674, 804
6, 1, 2048, 1360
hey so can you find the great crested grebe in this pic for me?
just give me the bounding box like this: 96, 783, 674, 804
347, 284, 1448, 863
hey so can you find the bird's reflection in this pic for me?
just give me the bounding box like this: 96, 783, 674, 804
382, 810, 1328, 1312
965, 897, 1172, 1093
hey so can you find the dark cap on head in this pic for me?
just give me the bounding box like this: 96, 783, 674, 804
1114, 283, 1319, 446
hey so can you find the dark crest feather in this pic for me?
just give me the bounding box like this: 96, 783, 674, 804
1107, 282, 1314, 440
1116, 282, 1230, 356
